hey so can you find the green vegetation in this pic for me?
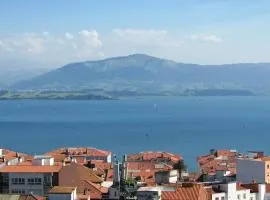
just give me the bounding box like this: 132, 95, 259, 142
0, 90, 115, 100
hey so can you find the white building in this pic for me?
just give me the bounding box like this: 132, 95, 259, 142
48, 186, 77, 200
32, 155, 54, 166
208, 182, 262, 200
155, 170, 178, 185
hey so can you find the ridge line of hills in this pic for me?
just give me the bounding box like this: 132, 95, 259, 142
1, 54, 270, 97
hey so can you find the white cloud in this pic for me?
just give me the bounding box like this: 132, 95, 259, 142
65, 32, 74, 40
0, 30, 104, 63
79, 30, 102, 48
112, 28, 182, 47
189, 34, 223, 43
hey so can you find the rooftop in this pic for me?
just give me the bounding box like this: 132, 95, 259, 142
0, 165, 62, 173
49, 186, 76, 194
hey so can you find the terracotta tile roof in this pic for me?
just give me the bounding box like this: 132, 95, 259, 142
0, 149, 33, 163
77, 180, 108, 199
85, 181, 108, 194
46, 147, 111, 159
128, 151, 182, 163
205, 187, 215, 200
49, 186, 76, 194
105, 169, 113, 181
76, 194, 90, 200
59, 163, 102, 187
237, 183, 248, 191
0, 165, 62, 173
90, 168, 105, 176
19, 194, 45, 200
162, 184, 208, 200
241, 183, 259, 193
197, 149, 238, 176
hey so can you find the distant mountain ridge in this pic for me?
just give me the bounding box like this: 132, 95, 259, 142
10, 54, 270, 95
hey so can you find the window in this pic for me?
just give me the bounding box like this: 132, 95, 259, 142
215, 197, 219, 200
11, 178, 25, 185
267, 164, 269, 169
3, 176, 9, 184
11, 189, 25, 194
250, 197, 253, 200
238, 194, 241, 200
243, 193, 246, 199
27, 178, 42, 185
221, 197, 225, 200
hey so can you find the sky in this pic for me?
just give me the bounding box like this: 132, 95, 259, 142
0, 0, 270, 68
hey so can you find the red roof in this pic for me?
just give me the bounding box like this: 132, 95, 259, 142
162, 184, 208, 200
197, 149, 238, 176
0, 165, 62, 173
0, 148, 33, 163
47, 147, 111, 158
128, 151, 182, 163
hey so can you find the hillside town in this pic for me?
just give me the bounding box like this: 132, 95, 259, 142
0, 147, 269, 200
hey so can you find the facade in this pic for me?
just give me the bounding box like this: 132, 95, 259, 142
207, 182, 264, 200
32, 156, 54, 166
0, 165, 61, 195
137, 186, 175, 200
237, 158, 270, 184
155, 170, 178, 185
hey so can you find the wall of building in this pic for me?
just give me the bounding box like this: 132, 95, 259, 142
265, 161, 270, 184
155, 170, 178, 185
236, 190, 250, 200
137, 191, 160, 200
237, 159, 265, 184
8, 172, 53, 195
109, 187, 120, 200
212, 192, 226, 200
32, 157, 54, 166
48, 194, 72, 200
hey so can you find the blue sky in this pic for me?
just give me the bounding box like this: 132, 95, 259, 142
0, 0, 270, 67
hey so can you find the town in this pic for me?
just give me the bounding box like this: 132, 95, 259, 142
0, 147, 269, 200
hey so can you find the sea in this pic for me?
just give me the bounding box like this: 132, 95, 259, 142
1, 96, 270, 171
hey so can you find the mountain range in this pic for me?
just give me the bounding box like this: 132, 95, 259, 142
5, 54, 270, 95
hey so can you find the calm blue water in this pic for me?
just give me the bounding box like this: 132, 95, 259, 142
1, 97, 270, 170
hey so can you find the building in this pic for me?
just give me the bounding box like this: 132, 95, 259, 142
136, 186, 175, 200
0, 194, 45, 200
58, 163, 108, 200
0, 156, 61, 195
241, 183, 270, 200
48, 186, 77, 200
197, 149, 238, 182
128, 151, 182, 165
46, 147, 112, 164
237, 154, 270, 184
208, 182, 254, 200
0, 149, 32, 167
155, 170, 178, 185
161, 184, 208, 200
0, 165, 61, 195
